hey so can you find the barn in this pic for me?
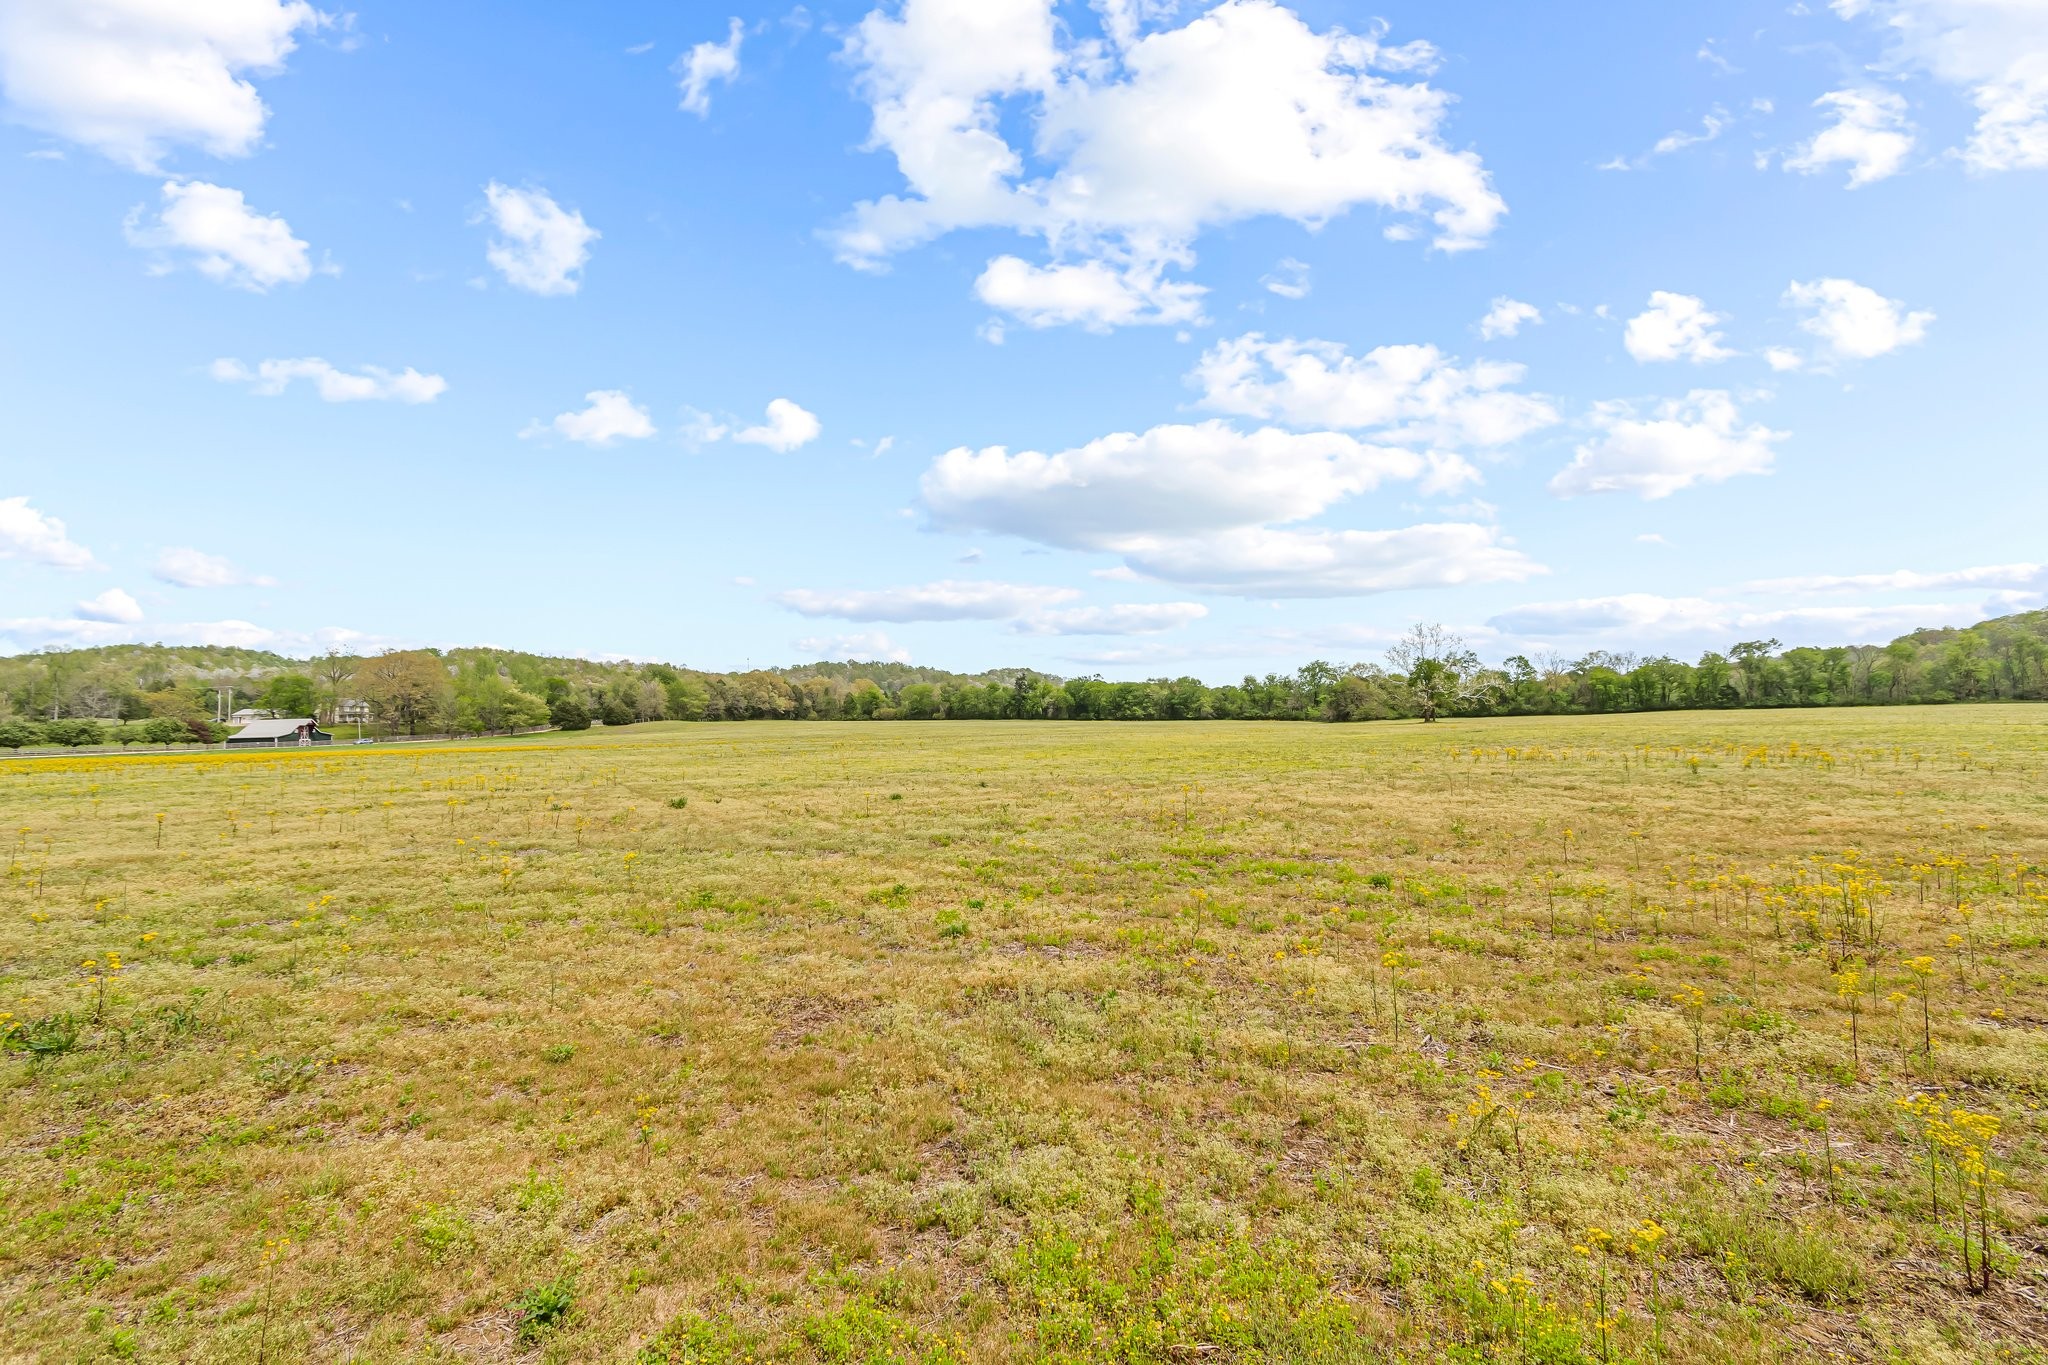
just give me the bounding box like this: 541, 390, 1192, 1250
225, 717, 332, 748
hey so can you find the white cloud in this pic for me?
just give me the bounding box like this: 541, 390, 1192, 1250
678, 17, 744, 116
1651, 108, 1729, 158
1745, 562, 2045, 595
678, 407, 731, 449
1601, 107, 1733, 172
1489, 594, 1731, 637
211, 357, 447, 403
1487, 594, 1976, 643
0, 614, 370, 654
0, 496, 97, 570
523, 391, 656, 447
0, 0, 323, 171
1783, 277, 1933, 360
152, 546, 274, 588
1550, 390, 1785, 500
1013, 601, 1209, 634
791, 630, 913, 662
1831, 0, 2048, 172
1191, 333, 1559, 449
480, 182, 598, 296
1622, 291, 1735, 364
975, 255, 1206, 329
124, 180, 315, 290
1476, 296, 1541, 340
1763, 346, 1807, 372
733, 398, 822, 452
1743, 603, 1984, 640
1114, 523, 1542, 597
75, 587, 143, 624
923, 419, 1429, 545
1261, 257, 1311, 300
774, 579, 1080, 621
918, 415, 1539, 597
832, 0, 1504, 328
1783, 89, 1915, 186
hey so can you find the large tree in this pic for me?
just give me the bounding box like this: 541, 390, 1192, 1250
1385, 622, 1481, 723
262, 673, 318, 716
314, 649, 358, 722
359, 650, 451, 735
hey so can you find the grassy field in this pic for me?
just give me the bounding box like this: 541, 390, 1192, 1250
2, 708, 2045, 1363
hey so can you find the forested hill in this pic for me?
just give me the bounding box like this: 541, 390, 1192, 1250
1, 610, 2044, 736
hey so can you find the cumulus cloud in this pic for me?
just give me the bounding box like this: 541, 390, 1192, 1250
1550, 390, 1784, 500
0, 0, 324, 171
0, 496, 97, 570
1190, 334, 1559, 450
1012, 602, 1209, 634
1831, 0, 2048, 172
74, 587, 143, 624
1783, 277, 1933, 360
791, 630, 913, 663
773, 579, 1080, 622
974, 255, 1206, 329
211, 357, 447, 403
1117, 523, 1543, 597
1622, 292, 1734, 364
677, 17, 744, 116
522, 391, 656, 447
480, 182, 598, 295
831, 0, 1504, 328
1783, 89, 1915, 186
152, 546, 274, 588
124, 180, 316, 290
919, 418, 1539, 597
924, 420, 1428, 545
1476, 296, 1540, 340
1745, 562, 2046, 595
733, 398, 823, 452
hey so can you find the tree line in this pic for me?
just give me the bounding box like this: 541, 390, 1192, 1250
1, 609, 2043, 746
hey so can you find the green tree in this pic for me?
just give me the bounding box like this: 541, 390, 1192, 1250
359, 650, 452, 736
1385, 623, 1480, 722
138, 717, 189, 746
262, 673, 319, 716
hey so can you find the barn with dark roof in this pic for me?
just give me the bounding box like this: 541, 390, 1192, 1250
225, 717, 332, 747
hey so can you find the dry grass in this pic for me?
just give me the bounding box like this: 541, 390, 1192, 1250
2, 708, 2045, 1363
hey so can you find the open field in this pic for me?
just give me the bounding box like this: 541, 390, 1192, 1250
3, 709, 2045, 1363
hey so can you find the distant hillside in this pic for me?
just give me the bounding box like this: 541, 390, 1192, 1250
1, 609, 2043, 732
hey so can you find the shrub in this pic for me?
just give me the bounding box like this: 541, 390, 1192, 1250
0, 719, 39, 749
41, 719, 108, 747
550, 697, 592, 731
511, 1279, 574, 1343
140, 718, 190, 747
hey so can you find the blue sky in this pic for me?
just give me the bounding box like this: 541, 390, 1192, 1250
2, 0, 2044, 679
